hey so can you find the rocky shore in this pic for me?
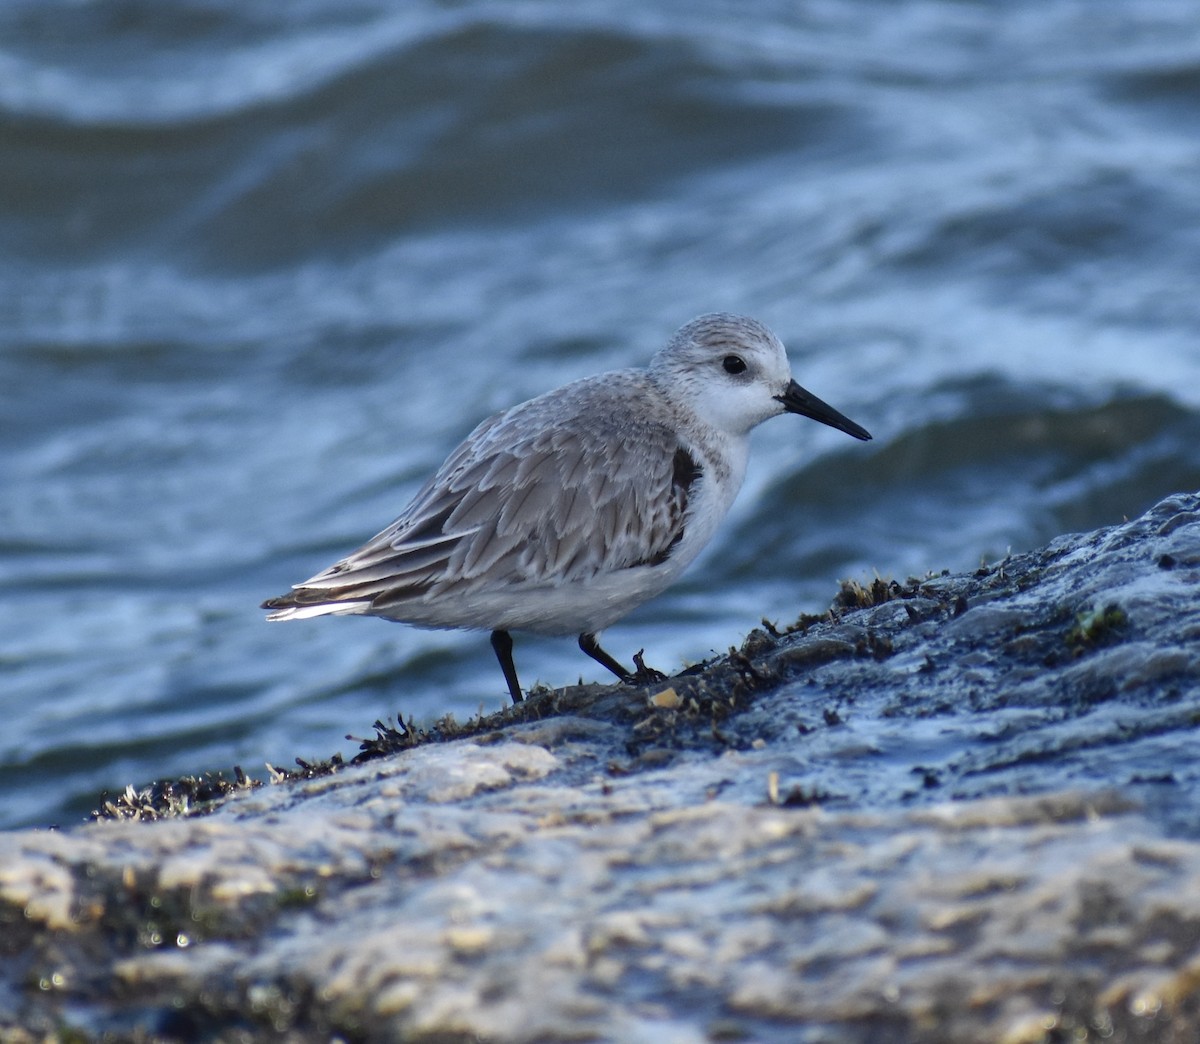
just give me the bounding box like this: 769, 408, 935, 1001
3, 493, 1200, 1043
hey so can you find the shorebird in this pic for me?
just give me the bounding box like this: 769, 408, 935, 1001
263, 313, 871, 703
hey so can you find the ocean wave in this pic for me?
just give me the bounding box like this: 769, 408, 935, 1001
0, 11, 859, 266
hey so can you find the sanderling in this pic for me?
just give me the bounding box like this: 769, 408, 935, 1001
263, 313, 871, 704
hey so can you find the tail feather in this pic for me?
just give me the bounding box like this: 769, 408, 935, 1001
261, 592, 372, 621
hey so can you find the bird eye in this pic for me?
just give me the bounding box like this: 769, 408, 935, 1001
722, 355, 747, 375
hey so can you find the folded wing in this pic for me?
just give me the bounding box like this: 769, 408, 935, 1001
263, 383, 701, 619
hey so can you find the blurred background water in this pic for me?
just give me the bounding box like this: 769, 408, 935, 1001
2, 0, 1199, 830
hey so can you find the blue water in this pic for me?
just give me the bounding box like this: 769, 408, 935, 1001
3, 0, 1200, 829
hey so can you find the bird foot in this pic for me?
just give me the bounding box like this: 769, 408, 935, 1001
626, 649, 667, 685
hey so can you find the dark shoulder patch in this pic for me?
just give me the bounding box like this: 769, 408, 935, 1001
673, 445, 702, 496
638, 446, 702, 567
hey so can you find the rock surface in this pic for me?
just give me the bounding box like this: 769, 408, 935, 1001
3, 493, 1200, 1043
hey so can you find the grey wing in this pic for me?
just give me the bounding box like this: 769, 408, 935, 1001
280, 406, 701, 610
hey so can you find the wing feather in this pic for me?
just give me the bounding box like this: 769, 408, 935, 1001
265, 374, 703, 618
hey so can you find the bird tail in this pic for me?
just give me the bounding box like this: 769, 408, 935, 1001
261, 593, 372, 621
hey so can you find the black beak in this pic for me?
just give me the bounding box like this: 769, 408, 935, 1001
775, 379, 872, 441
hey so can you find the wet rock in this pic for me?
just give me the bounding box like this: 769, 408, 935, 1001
4, 493, 1200, 1042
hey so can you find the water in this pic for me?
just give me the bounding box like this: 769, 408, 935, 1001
3, 0, 1200, 831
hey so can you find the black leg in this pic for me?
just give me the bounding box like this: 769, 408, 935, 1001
578, 632, 632, 681
490, 630, 523, 704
